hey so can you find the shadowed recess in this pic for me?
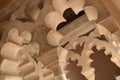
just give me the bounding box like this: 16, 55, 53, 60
57, 8, 85, 30
16, 17, 33, 23
66, 58, 88, 80
95, 35, 108, 42
79, 28, 95, 37
38, 0, 45, 9
90, 46, 120, 80
70, 42, 85, 55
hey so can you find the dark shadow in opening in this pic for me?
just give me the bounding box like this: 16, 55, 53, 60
16, 17, 33, 23
95, 35, 108, 42
90, 46, 120, 80
79, 28, 95, 37
66, 58, 88, 80
70, 42, 85, 55
38, 0, 45, 10
57, 8, 85, 30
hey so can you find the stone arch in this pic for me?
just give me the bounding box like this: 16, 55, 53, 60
45, 0, 99, 47
64, 24, 120, 80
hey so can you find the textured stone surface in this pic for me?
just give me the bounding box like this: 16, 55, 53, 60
31, 24, 54, 55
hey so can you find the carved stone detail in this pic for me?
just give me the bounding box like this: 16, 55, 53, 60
0, 28, 41, 80
0, 0, 120, 80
